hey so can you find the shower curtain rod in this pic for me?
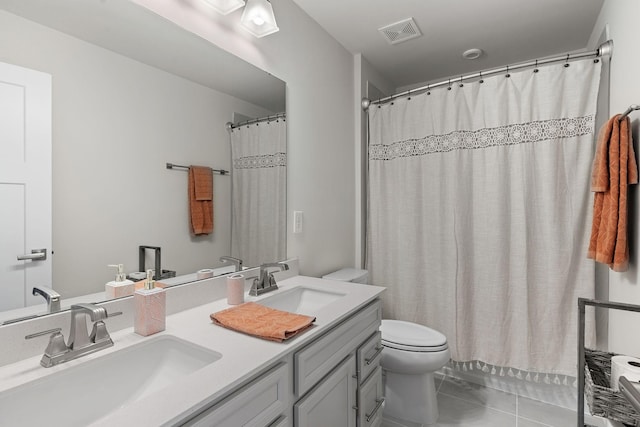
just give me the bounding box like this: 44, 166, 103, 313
225, 112, 286, 130
362, 40, 614, 110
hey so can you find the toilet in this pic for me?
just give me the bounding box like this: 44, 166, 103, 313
380, 320, 450, 425
323, 268, 451, 426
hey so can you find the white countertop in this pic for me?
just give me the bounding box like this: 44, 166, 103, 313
0, 275, 385, 426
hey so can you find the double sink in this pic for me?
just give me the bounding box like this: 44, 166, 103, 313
0, 285, 345, 426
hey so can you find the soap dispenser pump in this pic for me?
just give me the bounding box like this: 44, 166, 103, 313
134, 269, 166, 336
105, 264, 134, 299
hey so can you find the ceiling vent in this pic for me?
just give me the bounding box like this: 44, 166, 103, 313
378, 18, 422, 45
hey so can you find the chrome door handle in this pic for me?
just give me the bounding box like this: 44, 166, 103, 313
365, 346, 383, 365
17, 249, 47, 261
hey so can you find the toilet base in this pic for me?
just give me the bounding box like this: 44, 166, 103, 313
383, 371, 439, 425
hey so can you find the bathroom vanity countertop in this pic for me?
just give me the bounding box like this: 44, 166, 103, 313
0, 275, 385, 426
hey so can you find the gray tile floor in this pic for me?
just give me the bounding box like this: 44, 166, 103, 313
381, 374, 581, 427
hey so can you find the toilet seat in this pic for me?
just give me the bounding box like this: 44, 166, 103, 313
381, 320, 448, 352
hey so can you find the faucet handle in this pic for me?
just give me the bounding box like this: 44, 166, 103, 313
25, 328, 68, 361
90, 321, 114, 345
25, 327, 62, 340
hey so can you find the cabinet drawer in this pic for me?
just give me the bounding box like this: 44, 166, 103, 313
182, 363, 289, 427
357, 331, 382, 384
294, 300, 381, 397
358, 366, 384, 427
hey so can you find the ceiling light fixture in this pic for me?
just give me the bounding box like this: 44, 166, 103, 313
201, 0, 246, 15
240, 0, 279, 38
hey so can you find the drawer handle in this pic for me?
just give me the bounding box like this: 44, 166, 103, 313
365, 346, 383, 365
366, 397, 385, 422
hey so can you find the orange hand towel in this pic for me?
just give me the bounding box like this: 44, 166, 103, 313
588, 115, 638, 271
210, 302, 315, 342
188, 166, 213, 235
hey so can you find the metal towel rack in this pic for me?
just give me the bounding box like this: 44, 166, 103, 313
577, 298, 640, 426
166, 162, 229, 176
618, 104, 640, 121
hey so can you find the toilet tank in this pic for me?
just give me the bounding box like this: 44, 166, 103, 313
322, 268, 368, 284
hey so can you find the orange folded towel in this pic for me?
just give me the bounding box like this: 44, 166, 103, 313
588, 115, 638, 271
210, 302, 315, 342
188, 166, 213, 235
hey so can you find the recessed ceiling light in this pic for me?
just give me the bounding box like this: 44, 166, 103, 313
463, 48, 483, 60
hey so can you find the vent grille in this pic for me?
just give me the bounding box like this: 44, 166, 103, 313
378, 18, 422, 45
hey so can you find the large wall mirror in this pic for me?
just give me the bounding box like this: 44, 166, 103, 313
0, 0, 286, 323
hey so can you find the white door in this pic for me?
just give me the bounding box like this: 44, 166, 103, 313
0, 61, 52, 311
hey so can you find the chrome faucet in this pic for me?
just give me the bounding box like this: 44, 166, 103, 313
32, 286, 61, 313
249, 262, 289, 296
25, 303, 121, 368
220, 256, 243, 272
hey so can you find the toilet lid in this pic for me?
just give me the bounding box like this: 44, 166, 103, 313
380, 320, 447, 351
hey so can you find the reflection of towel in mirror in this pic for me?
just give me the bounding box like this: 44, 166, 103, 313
588, 115, 638, 271
210, 302, 315, 342
188, 166, 213, 235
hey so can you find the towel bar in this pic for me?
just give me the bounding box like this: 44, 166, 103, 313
166, 162, 229, 176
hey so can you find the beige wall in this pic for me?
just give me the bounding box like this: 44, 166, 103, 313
133, 0, 357, 277
0, 10, 272, 297
589, 0, 640, 356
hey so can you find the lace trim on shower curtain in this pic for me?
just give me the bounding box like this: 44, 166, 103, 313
448, 360, 578, 387
233, 152, 287, 169
369, 115, 595, 160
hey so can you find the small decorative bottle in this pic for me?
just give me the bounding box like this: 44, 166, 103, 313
134, 269, 166, 336
105, 264, 134, 299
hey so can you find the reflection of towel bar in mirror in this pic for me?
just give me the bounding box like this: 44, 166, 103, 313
166, 162, 229, 176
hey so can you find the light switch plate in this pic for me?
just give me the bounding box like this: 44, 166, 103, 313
293, 211, 303, 233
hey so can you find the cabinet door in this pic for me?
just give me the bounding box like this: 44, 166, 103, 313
294, 354, 357, 427
358, 366, 384, 427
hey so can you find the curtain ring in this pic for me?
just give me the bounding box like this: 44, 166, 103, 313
427, 84, 431, 95
505, 65, 510, 78
448, 79, 452, 91
533, 59, 539, 73
564, 54, 570, 68
459, 75, 464, 88
479, 71, 484, 84
407, 89, 412, 101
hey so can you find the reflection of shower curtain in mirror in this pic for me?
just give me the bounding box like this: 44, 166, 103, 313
230, 119, 286, 267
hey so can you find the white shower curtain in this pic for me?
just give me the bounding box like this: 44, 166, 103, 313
367, 59, 601, 377
230, 118, 286, 267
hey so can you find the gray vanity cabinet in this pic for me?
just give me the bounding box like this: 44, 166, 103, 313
179, 299, 382, 427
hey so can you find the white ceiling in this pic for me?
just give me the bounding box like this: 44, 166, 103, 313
292, 0, 605, 90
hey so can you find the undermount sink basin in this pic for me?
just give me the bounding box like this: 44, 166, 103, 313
0, 335, 221, 426
258, 286, 346, 314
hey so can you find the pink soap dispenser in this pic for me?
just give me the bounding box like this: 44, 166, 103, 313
134, 269, 166, 336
